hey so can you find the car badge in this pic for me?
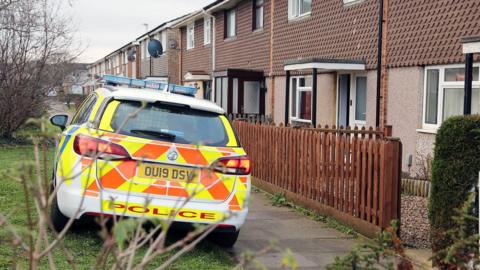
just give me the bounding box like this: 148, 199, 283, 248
167, 150, 179, 161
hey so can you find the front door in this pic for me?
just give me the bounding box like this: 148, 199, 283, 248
337, 74, 368, 127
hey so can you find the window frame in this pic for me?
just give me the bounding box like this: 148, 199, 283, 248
204, 17, 211, 45
422, 64, 480, 131
290, 76, 312, 123
71, 94, 98, 125
353, 75, 367, 126
225, 9, 236, 39
343, 0, 363, 6
253, 0, 264, 30
161, 31, 167, 53
288, 0, 312, 20
142, 40, 149, 60
186, 23, 195, 50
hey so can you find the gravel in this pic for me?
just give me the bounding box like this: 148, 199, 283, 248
401, 195, 431, 249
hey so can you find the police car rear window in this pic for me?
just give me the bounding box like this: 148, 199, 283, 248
110, 101, 230, 147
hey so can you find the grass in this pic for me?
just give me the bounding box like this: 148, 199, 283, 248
0, 145, 235, 269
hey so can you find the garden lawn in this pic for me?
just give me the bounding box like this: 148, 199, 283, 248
0, 145, 235, 270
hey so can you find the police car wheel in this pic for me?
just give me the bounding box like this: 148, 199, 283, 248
50, 195, 70, 232
210, 230, 239, 247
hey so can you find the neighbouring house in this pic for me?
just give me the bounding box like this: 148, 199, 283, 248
63, 64, 89, 95
205, 0, 270, 116
136, 15, 188, 84
173, 11, 214, 100
88, 41, 139, 78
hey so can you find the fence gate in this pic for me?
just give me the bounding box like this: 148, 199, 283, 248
233, 121, 402, 237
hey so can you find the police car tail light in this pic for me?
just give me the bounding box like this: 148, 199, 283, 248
73, 135, 130, 160
213, 156, 251, 175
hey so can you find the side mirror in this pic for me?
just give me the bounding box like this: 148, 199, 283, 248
50, 114, 69, 131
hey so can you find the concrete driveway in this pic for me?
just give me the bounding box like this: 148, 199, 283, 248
232, 191, 358, 270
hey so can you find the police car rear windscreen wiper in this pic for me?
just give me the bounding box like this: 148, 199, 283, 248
130, 129, 176, 141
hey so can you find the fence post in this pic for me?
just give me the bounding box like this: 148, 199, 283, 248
379, 138, 402, 229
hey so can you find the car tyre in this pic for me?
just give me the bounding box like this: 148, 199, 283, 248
50, 195, 70, 232
210, 230, 240, 248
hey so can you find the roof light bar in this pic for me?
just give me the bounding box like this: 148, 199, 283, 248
103, 75, 198, 96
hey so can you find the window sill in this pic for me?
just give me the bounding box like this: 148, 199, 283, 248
290, 118, 312, 124
343, 0, 365, 7
288, 13, 311, 23
416, 128, 437, 135
252, 28, 264, 34
224, 36, 237, 42
186, 47, 195, 51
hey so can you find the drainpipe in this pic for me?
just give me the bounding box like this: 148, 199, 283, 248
464, 53, 473, 115
203, 10, 216, 102
375, 0, 384, 128
268, 0, 275, 117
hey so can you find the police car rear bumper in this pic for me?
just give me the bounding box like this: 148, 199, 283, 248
56, 184, 249, 231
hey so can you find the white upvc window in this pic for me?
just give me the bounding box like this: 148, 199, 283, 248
159, 32, 167, 53
290, 76, 312, 122
422, 64, 480, 130
163, 32, 168, 52
142, 40, 148, 59
187, 23, 195, 49
288, 0, 311, 20
204, 17, 211, 45
225, 9, 236, 38
253, 0, 264, 30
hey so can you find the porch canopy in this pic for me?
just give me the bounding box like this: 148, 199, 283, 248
184, 71, 211, 82
462, 36, 480, 115
283, 58, 366, 127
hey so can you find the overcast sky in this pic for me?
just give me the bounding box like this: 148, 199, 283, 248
66, 0, 212, 63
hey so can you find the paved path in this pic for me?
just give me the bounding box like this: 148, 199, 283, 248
231, 191, 358, 269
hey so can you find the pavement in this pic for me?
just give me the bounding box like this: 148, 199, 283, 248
231, 191, 358, 270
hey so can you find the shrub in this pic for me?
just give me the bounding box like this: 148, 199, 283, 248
429, 115, 480, 267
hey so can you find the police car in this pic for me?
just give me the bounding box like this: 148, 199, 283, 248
49, 75, 251, 247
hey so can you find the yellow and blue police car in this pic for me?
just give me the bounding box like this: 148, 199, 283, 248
49, 75, 251, 247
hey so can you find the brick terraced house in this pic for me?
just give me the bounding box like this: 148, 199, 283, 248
173, 11, 214, 99
87, 0, 479, 177
87, 15, 187, 91
136, 15, 187, 84
173, 0, 480, 176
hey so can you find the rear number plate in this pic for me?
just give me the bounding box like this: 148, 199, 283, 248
138, 163, 198, 182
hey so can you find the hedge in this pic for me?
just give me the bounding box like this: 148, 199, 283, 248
429, 115, 480, 266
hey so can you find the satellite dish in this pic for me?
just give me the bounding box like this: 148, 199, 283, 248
148, 39, 163, 58
127, 48, 136, 62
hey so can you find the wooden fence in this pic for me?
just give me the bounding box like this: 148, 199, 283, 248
402, 178, 431, 197
233, 121, 402, 237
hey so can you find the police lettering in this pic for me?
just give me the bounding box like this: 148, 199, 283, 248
111, 203, 216, 220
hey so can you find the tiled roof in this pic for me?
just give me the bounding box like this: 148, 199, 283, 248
272, 0, 379, 75
388, 0, 480, 68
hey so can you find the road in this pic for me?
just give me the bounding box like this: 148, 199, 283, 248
232, 191, 358, 270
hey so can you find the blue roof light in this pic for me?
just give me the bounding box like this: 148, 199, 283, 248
103, 75, 197, 96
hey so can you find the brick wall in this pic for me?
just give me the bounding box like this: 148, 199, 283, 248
180, 18, 213, 81
213, 0, 271, 74
167, 28, 181, 84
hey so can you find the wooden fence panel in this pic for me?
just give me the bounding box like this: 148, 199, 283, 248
232, 121, 402, 233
